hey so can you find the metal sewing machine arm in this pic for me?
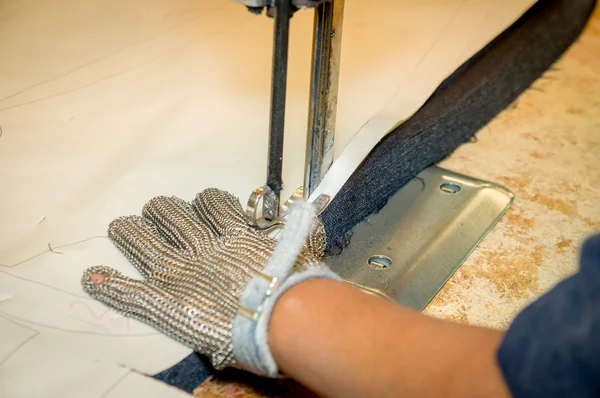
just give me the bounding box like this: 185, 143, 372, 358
236, 0, 345, 224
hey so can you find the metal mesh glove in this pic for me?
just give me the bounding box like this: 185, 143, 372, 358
81, 188, 338, 376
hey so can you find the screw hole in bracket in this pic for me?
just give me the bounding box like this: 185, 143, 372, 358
367, 255, 392, 270
440, 183, 461, 194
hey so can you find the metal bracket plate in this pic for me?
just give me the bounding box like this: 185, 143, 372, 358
325, 166, 514, 310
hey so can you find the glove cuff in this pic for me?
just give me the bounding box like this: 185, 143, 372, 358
231, 200, 340, 377
231, 265, 340, 377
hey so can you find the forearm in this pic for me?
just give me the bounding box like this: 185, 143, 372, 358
269, 278, 511, 398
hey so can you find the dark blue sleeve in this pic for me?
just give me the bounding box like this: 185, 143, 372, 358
498, 234, 600, 397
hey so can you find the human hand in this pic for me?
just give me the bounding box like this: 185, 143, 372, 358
81, 188, 337, 376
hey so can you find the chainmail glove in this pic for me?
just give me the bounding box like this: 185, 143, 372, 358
81, 188, 339, 376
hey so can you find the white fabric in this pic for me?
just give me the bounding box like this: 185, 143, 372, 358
0, 0, 535, 396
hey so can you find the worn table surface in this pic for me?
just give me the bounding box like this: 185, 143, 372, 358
193, 5, 600, 397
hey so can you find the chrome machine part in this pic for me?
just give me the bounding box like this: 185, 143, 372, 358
303, 0, 345, 199
248, 0, 344, 224
325, 167, 514, 310
246, 186, 329, 233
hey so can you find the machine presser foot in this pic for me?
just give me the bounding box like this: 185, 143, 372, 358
246, 186, 330, 233
246, 186, 304, 233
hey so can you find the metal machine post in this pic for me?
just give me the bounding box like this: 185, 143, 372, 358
303, 0, 345, 199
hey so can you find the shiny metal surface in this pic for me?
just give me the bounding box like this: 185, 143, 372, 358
303, 0, 345, 199
325, 167, 514, 310
262, 186, 281, 221
249, 0, 345, 215
279, 187, 305, 215
246, 186, 329, 231
246, 186, 285, 232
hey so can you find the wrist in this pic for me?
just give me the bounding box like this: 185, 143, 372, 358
232, 266, 340, 377
267, 278, 348, 375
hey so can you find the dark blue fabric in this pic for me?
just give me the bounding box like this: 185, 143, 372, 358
153, 353, 213, 394
322, 0, 596, 248
498, 234, 600, 397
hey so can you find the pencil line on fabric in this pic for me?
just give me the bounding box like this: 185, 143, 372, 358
0, 235, 109, 268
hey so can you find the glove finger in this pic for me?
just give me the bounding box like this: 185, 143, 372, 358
82, 265, 151, 310
192, 188, 250, 236
142, 196, 216, 256
108, 215, 188, 279
110, 216, 257, 297
81, 266, 235, 354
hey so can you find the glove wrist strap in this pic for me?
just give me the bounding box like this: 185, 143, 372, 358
231, 201, 340, 377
